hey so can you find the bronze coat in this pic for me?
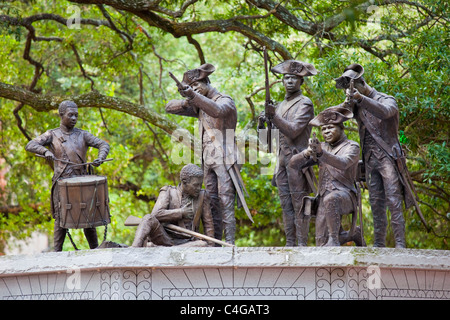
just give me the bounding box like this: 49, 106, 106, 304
354, 88, 412, 207
165, 87, 238, 168
355, 88, 401, 160
289, 137, 360, 213
25, 127, 110, 216
272, 91, 314, 189
151, 185, 215, 239
318, 139, 360, 199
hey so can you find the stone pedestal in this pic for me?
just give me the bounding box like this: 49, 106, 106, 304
1, 247, 449, 300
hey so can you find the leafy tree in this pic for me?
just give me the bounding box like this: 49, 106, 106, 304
0, 0, 448, 251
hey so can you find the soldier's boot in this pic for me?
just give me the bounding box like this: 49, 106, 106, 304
296, 216, 310, 246
283, 211, 297, 246
53, 220, 67, 252
292, 192, 309, 246
209, 193, 223, 245
372, 208, 388, 248
224, 224, 236, 245
373, 230, 387, 247
223, 208, 236, 245
83, 227, 98, 249
392, 219, 406, 248
280, 193, 297, 246
325, 212, 341, 247
222, 193, 236, 245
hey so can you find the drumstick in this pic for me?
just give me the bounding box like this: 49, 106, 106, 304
35, 154, 113, 166
69, 158, 114, 167
35, 154, 77, 165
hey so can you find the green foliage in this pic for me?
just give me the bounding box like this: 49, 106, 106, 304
424, 142, 450, 183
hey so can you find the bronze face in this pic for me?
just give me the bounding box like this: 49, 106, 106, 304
282, 74, 303, 94
321, 124, 342, 144
182, 176, 203, 198
190, 80, 210, 97
60, 107, 78, 129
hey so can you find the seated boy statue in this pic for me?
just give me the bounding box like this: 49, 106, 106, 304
130, 164, 215, 247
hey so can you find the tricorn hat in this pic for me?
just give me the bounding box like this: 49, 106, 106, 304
271, 60, 318, 77
309, 105, 354, 127
182, 63, 216, 86
334, 63, 364, 89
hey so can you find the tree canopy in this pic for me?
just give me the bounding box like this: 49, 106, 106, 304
0, 0, 448, 252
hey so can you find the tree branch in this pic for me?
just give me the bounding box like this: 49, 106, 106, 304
136, 10, 293, 59
68, 0, 293, 59
0, 81, 189, 143
70, 43, 96, 90
187, 34, 206, 65
0, 13, 110, 29
113, 181, 157, 203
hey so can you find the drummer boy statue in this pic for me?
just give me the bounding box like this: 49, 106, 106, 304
25, 100, 110, 251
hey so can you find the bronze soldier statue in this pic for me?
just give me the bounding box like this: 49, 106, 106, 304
335, 63, 413, 248
288, 106, 364, 246
165, 64, 248, 245
130, 164, 215, 247
25, 100, 110, 251
258, 60, 317, 246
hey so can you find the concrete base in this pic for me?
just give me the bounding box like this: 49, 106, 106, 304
1, 247, 449, 300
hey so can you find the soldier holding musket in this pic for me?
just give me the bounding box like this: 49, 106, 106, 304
335, 63, 427, 248
258, 59, 318, 246
166, 63, 251, 245
288, 106, 365, 246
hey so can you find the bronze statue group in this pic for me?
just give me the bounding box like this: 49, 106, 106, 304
26, 58, 426, 251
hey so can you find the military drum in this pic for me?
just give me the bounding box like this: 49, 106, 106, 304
58, 175, 111, 229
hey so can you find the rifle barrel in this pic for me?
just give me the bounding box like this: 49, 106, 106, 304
263, 46, 272, 153
165, 224, 234, 247
169, 71, 184, 89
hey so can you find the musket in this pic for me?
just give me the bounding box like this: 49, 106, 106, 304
297, 132, 319, 195
309, 132, 320, 162
169, 71, 199, 113
348, 78, 354, 100
263, 46, 273, 153
165, 223, 235, 247
124, 215, 234, 247
344, 78, 355, 111
168, 71, 186, 90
